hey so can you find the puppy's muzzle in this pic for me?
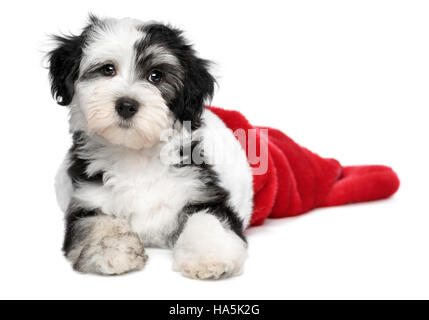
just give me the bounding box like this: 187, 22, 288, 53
115, 97, 139, 120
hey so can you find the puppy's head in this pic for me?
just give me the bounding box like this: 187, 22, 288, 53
48, 15, 214, 149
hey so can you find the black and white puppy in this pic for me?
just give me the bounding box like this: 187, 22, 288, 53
49, 16, 254, 279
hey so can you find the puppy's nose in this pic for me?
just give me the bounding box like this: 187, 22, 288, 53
115, 97, 139, 119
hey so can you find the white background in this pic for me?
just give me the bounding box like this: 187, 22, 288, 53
0, 0, 428, 299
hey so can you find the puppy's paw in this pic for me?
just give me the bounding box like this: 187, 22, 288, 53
173, 254, 244, 280
173, 235, 247, 280
74, 232, 148, 275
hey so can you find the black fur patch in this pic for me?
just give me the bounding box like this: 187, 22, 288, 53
63, 205, 99, 254
185, 164, 246, 242
175, 140, 246, 243
68, 131, 104, 186
138, 23, 216, 129
48, 15, 103, 106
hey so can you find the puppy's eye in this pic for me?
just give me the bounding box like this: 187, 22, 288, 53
100, 64, 116, 77
148, 70, 163, 84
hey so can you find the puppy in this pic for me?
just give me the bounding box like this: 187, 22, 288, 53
49, 16, 253, 279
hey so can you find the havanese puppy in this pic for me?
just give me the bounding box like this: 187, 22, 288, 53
49, 15, 253, 279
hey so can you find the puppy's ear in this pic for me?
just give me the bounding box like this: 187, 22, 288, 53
177, 55, 215, 128
48, 34, 84, 106
48, 15, 102, 106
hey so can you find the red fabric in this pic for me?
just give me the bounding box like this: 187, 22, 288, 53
207, 106, 400, 226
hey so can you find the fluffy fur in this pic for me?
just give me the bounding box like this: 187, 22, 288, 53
49, 16, 252, 279
49, 15, 399, 280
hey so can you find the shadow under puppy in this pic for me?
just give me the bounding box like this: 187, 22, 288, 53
49, 16, 252, 279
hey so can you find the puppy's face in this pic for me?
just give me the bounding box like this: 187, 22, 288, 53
48, 16, 214, 149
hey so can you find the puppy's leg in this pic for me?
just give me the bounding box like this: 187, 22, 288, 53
64, 206, 147, 275
173, 211, 248, 280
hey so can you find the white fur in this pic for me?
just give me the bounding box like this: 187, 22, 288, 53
70, 18, 174, 149
173, 212, 248, 279
54, 154, 73, 212
56, 109, 254, 249
200, 110, 254, 227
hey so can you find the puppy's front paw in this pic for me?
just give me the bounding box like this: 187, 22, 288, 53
74, 232, 148, 275
173, 237, 247, 280
173, 254, 244, 280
